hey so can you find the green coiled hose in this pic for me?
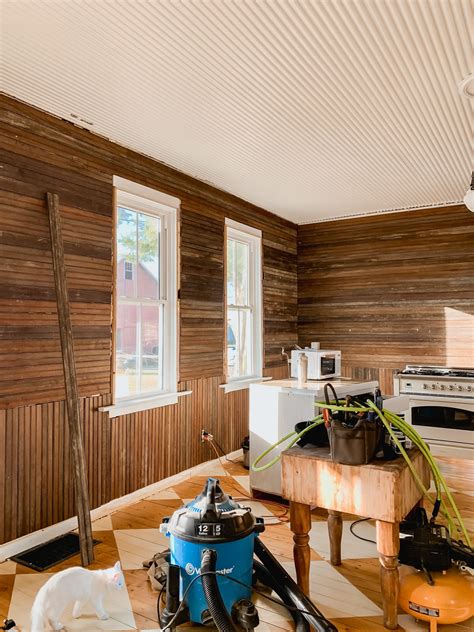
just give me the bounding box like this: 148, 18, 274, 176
251, 399, 471, 546
251, 414, 325, 472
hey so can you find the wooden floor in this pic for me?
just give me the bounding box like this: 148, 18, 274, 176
0, 456, 472, 631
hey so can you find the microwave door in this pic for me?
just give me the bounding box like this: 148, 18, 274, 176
320, 354, 336, 377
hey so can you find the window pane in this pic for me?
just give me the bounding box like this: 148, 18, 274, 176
116, 303, 138, 398
234, 240, 249, 306
117, 207, 137, 299
227, 238, 249, 306
227, 307, 252, 378
227, 238, 235, 304
140, 304, 162, 393
138, 213, 160, 300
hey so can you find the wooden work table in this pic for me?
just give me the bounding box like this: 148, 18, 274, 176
281, 446, 430, 629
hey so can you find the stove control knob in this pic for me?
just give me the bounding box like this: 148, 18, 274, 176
431, 384, 437, 390
457, 385, 463, 391
448, 385, 454, 391
439, 384, 445, 390
423, 383, 428, 390
467, 386, 472, 392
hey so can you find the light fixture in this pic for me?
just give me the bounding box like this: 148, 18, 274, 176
458, 74, 474, 98
464, 172, 474, 212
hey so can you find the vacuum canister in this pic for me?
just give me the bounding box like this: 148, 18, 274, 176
160, 477, 264, 625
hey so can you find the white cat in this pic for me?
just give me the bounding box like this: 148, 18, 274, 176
30, 561, 124, 631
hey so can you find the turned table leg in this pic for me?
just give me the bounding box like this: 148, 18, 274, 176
290, 501, 312, 596
328, 509, 342, 565
376, 520, 400, 630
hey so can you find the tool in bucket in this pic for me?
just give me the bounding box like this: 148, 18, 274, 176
323, 383, 383, 466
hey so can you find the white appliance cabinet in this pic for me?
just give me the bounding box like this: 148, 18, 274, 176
249, 379, 379, 496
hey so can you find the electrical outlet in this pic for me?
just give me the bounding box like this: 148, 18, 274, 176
201, 429, 213, 442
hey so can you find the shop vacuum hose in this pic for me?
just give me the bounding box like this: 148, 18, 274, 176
253, 560, 309, 632
254, 538, 338, 632
199, 543, 336, 632
201, 549, 238, 632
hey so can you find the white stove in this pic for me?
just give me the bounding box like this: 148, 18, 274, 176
394, 365, 474, 457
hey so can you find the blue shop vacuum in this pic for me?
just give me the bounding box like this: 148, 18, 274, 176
158, 477, 337, 631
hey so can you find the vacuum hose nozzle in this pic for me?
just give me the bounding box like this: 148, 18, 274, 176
200, 549, 238, 632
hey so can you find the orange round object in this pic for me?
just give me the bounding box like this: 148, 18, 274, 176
399, 567, 473, 631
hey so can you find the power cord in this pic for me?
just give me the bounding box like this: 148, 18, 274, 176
156, 584, 165, 621
349, 517, 376, 544
160, 570, 329, 631
210, 434, 242, 465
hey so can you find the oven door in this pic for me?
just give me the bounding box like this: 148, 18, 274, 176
407, 396, 474, 448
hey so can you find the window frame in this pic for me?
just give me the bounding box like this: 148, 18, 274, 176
113, 178, 179, 405
225, 218, 263, 383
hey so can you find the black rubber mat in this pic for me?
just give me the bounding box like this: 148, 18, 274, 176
10, 532, 100, 571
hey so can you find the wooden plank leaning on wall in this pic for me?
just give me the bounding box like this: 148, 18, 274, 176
47, 192, 94, 566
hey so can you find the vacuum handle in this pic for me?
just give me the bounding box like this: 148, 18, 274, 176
201, 478, 220, 521
206, 478, 217, 507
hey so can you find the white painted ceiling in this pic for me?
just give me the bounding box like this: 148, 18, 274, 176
1, 0, 473, 223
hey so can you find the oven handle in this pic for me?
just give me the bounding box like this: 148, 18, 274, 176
407, 396, 474, 407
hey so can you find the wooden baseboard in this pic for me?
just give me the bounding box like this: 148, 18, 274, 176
0, 449, 242, 563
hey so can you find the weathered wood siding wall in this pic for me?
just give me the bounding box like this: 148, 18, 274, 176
297, 206, 474, 394
0, 95, 297, 543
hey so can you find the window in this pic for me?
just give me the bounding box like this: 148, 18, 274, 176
225, 219, 263, 381
114, 177, 178, 403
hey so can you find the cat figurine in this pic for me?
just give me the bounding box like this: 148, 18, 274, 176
30, 561, 124, 631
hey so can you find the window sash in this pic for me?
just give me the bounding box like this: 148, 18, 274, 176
115, 300, 164, 400
227, 305, 254, 380
228, 236, 251, 307
117, 205, 162, 302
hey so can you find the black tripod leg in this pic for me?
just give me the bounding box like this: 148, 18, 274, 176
160, 563, 188, 630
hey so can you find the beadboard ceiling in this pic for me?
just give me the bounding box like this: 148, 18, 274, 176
1, 0, 472, 223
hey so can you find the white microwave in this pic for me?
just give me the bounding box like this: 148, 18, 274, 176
290, 349, 341, 380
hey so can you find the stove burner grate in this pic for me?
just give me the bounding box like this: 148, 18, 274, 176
400, 366, 474, 379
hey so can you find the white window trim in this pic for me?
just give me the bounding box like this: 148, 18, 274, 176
104, 176, 180, 416
100, 390, 192, 418
113, 176, 181, 210
219, 376, 272, 393
225, 218, 263, 385
225, 217, 262, 238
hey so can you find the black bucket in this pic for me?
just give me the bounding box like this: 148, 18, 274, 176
241, 435, 249, 469
295, 420, 330, 447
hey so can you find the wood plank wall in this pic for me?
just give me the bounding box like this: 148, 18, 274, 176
0, 95, 297, 543
297, 206, 474, 395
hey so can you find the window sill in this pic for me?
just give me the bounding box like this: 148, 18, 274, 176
99, 390, 192, 418
219, 377, 272, 394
